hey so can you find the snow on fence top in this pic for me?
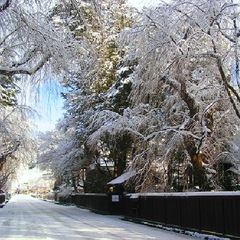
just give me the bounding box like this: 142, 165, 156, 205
127, 191, 240, 198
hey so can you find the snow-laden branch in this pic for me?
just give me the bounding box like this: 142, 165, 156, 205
145, 127, 202, 142
11, 48, 38, 68
0, 54, 50, 76
0, 0, 10, 12
214, 151, 240, 165
0, 140, 20, 165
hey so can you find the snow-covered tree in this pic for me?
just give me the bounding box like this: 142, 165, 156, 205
0, 104, 36, 190
37, 128, 83, 191
37, 0, 240, 193
38, 0, 137, 192
118, 0, 240, 192
0, 0, 85, 185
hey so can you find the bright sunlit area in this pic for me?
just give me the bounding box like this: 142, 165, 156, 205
11, 166, 54, 196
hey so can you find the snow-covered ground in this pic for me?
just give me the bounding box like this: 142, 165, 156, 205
0, 195, 228, 240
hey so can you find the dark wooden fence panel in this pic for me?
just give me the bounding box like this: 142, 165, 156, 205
223, 197, 240, 237
57, 193, 124, 215
143, 197, 166, 223
165, 197, 181, 226
0, 194, 5, 203
0, 193, 5, 205
199, 197, 224, 234
124, 192, 240, 239
71, 194, 110, 214
124, 195, 138, 218
181, 197, 201, 230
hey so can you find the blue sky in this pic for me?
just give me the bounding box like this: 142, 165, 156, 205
18, 80, 65, 132
32, 81, 65, 132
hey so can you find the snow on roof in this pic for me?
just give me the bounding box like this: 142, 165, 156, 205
107, 170, 136, 185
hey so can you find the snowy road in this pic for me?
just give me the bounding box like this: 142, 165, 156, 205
0, 195, 197, 240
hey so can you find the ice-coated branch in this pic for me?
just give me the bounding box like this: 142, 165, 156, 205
0, 140, 20, 165
11, 48, 38, 68
0, 54, 50, 76
0, 0, 10, 12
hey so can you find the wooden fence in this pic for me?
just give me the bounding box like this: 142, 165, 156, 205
124, 192, 240, 239
0, 192, 5, 207
56, 191, 240, 239
57, 193, 124, 215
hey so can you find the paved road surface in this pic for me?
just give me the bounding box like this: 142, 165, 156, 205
0, 194, 197, 239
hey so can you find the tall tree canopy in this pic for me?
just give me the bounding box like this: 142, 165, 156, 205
37, 0, 137, 192
118, 0, 240, 191
37, 0, 240, 193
